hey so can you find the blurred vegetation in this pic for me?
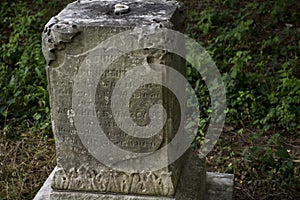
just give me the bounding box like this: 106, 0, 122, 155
0, 0, 75, 137
0, 1, 72, 199
185, 0, 300, 199
0, 0, 299, 199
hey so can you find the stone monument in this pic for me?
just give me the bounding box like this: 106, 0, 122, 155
35, 0, 234, 199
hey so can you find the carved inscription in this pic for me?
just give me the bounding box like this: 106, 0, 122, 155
94, 54, 166, 153
52, 166, 174, 196
43, 0, 189, 198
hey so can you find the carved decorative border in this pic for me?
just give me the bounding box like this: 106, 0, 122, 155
52, 166, 174, 196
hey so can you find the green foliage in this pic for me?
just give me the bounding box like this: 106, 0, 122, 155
0, 1, 49, 136
188, 0, 300, 133
0, 0, 73, 137
263, 61, 300, 131
241, 132, 298, 193
185, 0, 299, 198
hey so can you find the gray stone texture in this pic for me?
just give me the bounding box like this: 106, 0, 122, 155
34, 163, 234, 200
35, 150, 209, 200
42, 0, 198, 198
38, 0, 234, 199
204, 172, 234, 200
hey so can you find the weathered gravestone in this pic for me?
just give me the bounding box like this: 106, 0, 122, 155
35, 0, 234, 199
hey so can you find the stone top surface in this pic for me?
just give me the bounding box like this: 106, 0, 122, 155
54, 0, 183, 27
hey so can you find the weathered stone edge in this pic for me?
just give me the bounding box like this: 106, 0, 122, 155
42, 17, 81, 65
34, 168, 234, 200
205, 172, 234, 200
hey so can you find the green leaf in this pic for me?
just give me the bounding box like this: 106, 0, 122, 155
0, 105, 7, 113
33, 113, 42, 121
7, 98, 15, 105
14, 90, 22, 97
8, 75, 16, 88
276, 147, 290, 159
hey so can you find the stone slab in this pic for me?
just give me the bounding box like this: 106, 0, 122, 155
34, 153, 234, 200
205, 172, 234, 200
35, 171, 234, 200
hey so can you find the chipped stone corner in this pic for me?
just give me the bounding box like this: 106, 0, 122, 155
42, 17, 81, 65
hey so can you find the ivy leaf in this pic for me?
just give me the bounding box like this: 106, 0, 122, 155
276, 147, 290, 160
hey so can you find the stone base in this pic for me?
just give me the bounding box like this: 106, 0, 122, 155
205, 172, 234, 200
35, 157, 234, 200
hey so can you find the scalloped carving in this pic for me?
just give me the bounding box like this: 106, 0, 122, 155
51, 166, 174, 196
42, 17, 81, 65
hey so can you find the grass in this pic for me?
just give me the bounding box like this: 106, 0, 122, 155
0, 135, 55, 199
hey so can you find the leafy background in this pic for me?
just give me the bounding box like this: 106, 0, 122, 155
0, 0, 299, 199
